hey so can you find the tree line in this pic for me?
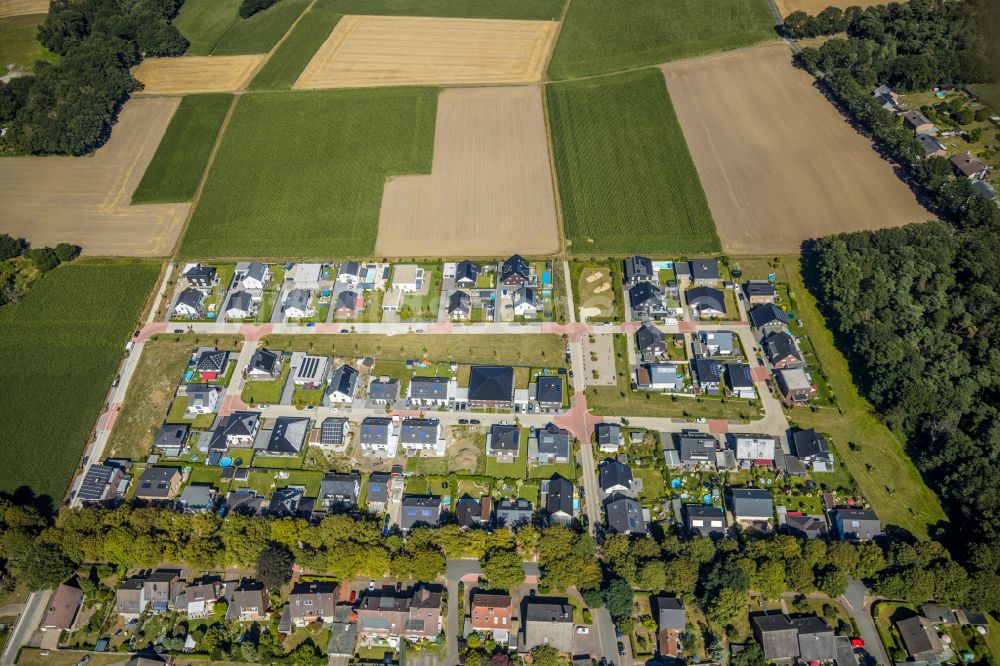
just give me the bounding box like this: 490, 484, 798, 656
0, 0, 188, 156
0, 233, 80, 306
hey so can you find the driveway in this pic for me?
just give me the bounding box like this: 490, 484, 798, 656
840, 578, 888, 666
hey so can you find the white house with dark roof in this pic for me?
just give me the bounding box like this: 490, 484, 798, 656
326, 364, 359, 404
237, 261, 270, 290
689, 259, 720, 285
686, 286, 726, 318
529, 423, 570, 464
337, 261, 362, 286
225, 291, 255, 320
399, 418, 443, 452
266, 417, 310, 456
749, 303, 789, 332
319, 472, 361, 510
173, 288, 204, 318
728, 488, 774, 527
283, 289, 314, 320
247, 348, 281, 379
629, 281, 667, 319
183, 263, 218, 288
623, 256, 655, 286
513, 285, 539, 318
208, 411, 260, 450
725, 362, 756, 399
185, 384, 221, 415
635, 321, 666, 359
367, 378, 399, 404
359, 417, 397, 455
154, 423, 188, 457
595, 423, 622, 452
408, 376, 453, 406
598, 458, 634, 495
448, 290, 472, 319
532, 376, 563, 410
792, 429, 833, 468
454, 260, 481, 287
832, 508, 881, 541
605, 495, 646, 535
486, 423, 520, 462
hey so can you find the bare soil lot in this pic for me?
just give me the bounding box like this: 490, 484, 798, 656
773, 0, 881, 18
0, 98, 189, 256
294, 15, 557, 89
661, 43, 930, 254
376, 86, 559, 257
133, 54, 265, 94
0, 0, 47, 17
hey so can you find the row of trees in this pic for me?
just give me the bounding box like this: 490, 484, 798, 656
0, 0, 188, 155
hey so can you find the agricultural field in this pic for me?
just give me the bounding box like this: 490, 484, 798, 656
0, 13, 58, 73
173, 0, 310, 56
547, 0, 776, 80
547, 69, 720, 255
248, 3, 343, 90
772, 0, 883, 18
377, 86, 560, 257
180, 87, 437, 258
133, 55, 264, 94
0, 0, 46, 17
294, 16, 557, 89
132, 94, 232, 204
662, 43, 931, 254
0, 260, 160, 503
0, 97, 189, 256
319, 0, 563, 20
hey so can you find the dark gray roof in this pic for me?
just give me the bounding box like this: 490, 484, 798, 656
266, 417, 309, 455
249, 348, 279, 375
692, 359, 722, 384
244, 261, 268, 283
657, 597, 686, 631
368, 379, 399, 401
684, 504, 726, 536
468, 366, 514, 402
184, 264, 216, 281
833, 508, 881, 540
598, 458, 633, 492
623, 256, 654, 283
284, 288, 311, 313
595, 423, 621, 447
448, 290, 471, 314
489, 424, 520, 452
338, 261, 361, 278
496, 498, 533, 527
679, 433, 717, 464
136, 466, 180, 498
319, 417, 348, 446
525, 599, 573, 623
328, 364, 359, 398
753, 615, 799, 661
629, 281, 664, 310
690, 259, 720, 281
77, 464, 120, 502
544, 475, 574, 517
154, 424, 188, 451
749, 303, 789, 329
686, 286, 725, 312
367, 472, 391, 504
227, 291, 253, 313
501, 254, 530, 283
605, 495, 645, 534
537, 423, 570, 458
268, 486, 305, 516
725, 362, 754, 389
729, 488, 774, 518
785, 514, 828, 539
897, 616, 942, 658
176, 287, 203, 311
535, 376, 562, 405
513, 285, 537, 307
359, 417, 392, 445
409, 376, 450, 400
792, 616, 836, 661
335, 290, 358, 312
196, 350, 229, 373
636, 322, 666, 351
209, 411, 260, 450
793, 429, 831, 461
399, 418, 439, 446
400, 495, 442, 529
455, 260, 481, 285
224, 488, 264, 515
745, 281, 776, 298
319, 472, 360, 507
763, 331, 801, 363
455, 495, 485, 527
178, 484, 216, 510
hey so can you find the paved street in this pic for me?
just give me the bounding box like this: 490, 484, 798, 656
0, 590, 49, 666
841, 578, 889, 666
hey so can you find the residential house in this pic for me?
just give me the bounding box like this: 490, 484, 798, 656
775, 367, 815, 403
522, 599, 574, 653
605, 495, 646, 535
470, 593, 512, 642
468, 365, 514, 409
266, 417, 309, 456
918, 133, 948, 158
951, 152, 989, 180
500, 254, 531, 287
174, 581, 222, 618
656, 597, 686, 658
283, 289, 313, 320
792, 429, 833, 467
327, 364, 359, 404
678, 432, 718, 468
751, 614, 836, 663
495, 498, 533, 528
319, 472, 360, 511
226, 581, 270, 622
530, 423, 570, 464
177, 484, 216, 513
896, 616, 945, 662
595, 423, 622, 452
687, 286, 726, 318
455, 495, 491, 529
368, 378, 399, 405
903, 109, 935, 134
366, 472, 391, 512
699, 330, 735, 356
283, 582, 338, 630
690, 259, 721, 285
77, 463, 125, 504
195, 349, 229, 379
318, 417, 349, 448
744, 280, 777, 304
392, 265, 424, 293
268, 486, 307, 517
399, 418, 442, 452
238, 262, 270, 290
247, 348, 281, 379
359, 416, 397, 455
225, 291, 254, 320
749, 303, 789, 332
763, 331, 804, 369
635, 363, 685, 391
691, 359, 722, 394
382, 288, 404, 314
408, 376, 452, 406
921, 606, 959, 626
356, 585, 442, 640
832, 508, 881, 541
725, 362, 756, 399
173, 288, 204, 318
684, 504, 727, 538
183, 264, 217, 288
598, 458, 634, 495
400, 495, 442, 530
623, 256, 655, 286
728, 488, 774, 527
209, 411, 260, 451
455, 260, 481, 287
973, 179, 997, 202
223, 488, 266, 516
513, 286, 539, 318
134, 467, 182, 501
629, 281, 667, 319
337, 261, 363, 286
335, 290, 359, 318
731, 434, 777, 465
784, 514, 829, 540
542, 475, 575, 525
486, 423, 520, 462
42, 584, 84, 631
636, 321, 667, 358
293, 353, 330, 389
533, 376, 563, 410
872, 84, 900, 111
448, 290, 472, 319
289, 263, 322, 290
115, 570, 183, 620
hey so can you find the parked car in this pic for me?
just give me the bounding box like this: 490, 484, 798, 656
349, 590, 357, 604
576, 627, 589, 634
458, 419, 469, 424
469, 419, 481, 425
340, 329, 349, 333
617, 642, 626, 656
173, 329, 185, 333
615, 627, 622, 639
850, 638, 865, 648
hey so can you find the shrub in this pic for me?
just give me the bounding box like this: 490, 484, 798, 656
239, 0, 280, 19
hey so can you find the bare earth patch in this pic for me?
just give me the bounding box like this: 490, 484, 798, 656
0, 0, 47, 17
133, 55, 266, 94
661, 43, 930, 255
376, 86, 560, 257
294, 15, 557, 89
773, 0, 882, 18
0, 98, 189, 256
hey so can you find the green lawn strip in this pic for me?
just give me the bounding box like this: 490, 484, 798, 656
233, 468, 279, 497
633, 468, 665, 504
173, 0, 243, 55
186, 465, 229, 492
0, 14, 59, 72
547, 70, 720, 255
405, 456, 448, 476
0, 259, 159, 501
484, 438, 528, 479
212, 0, 311, 55
254, 452, 307, 470
241, 364, 290, 405
518, 480, 540, 504
274, 469, 324, 496
316, 0, 562, 19
528, 461, 576, 481
547, 0, 776, 80
248, 4, 343, 90
131, 94, 232, 204
180, 87, 437, 259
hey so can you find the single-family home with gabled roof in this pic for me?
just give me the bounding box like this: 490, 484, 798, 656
896, 616, 945, 662
196, 349, 229, 377
223, 488, 265, 516
283, 289, 313, 319
359, 416, 397, 455
731, 434, 777, 464
763, 331, 804, 369
752, 614, 836, 663
513, 285, 539, 318
542, 475, 574, 525
367, 472, 391, 512
686, 286, 726, 318
785, 514, 829, 540
455, 260, 481, 287
173, 287, 204, 318
725, 362, 756, 399
744, 280, 777, 304
903, 109, 935, 134
178, 484, 216, 513
470, 592, 512, 642
225, 291, 254, 320
183, 263, 217, 288
678, 433, 717, 468
368, 378, 399, 404
400, 495, 442, 530
337, 260, 362, 286
209, 411, 260, 450
468, 365, 514, 409
226, 580, 270, 622
399, 418, 441, 451
135, 467, 182, 501
522, 599, 574, 653
455, 494, 491, 528
792, 429, 833, 467
635, 363, 685, 391
598, 458, 634, 494
689, 258, 720, 284
173, 581, 222, 618
629, 281, 667, 319
691, 359, 722, 394
238, 261, 270, 290
357, 585, 442, 640
42, 583, 84, 631
247, 348, 281, 379
319, 472, 360, 511
776, 367, 815, 403
749, 303, 789, 332
530, 423, 570, 463
268, 485, 307, 517
605, 494, 646, 534
318, 417, 348, 448
699, 330, 735, 356
623, 256, 655, 286
335, 290, 359, 318
533, 376, 563, 409
495, 498, 533, 528
293, 353, 329, 389
872, 84, 900, 111
408, 376, 452, 406
487, 423, 520, 461
729, 488, 774, 526
327, 364, 359, 404
595, 422, 622, 452
684, 504, 726, 537
921, 605, 959, 626
656, 597, 686, 658
448, 290, 472, 319
500, 254, 530, 286
832, 508, 881, 541
281, 581, 338, 631
951, 152, 989, 180
77, 463, 125, 504
636, 321, 666, 358
917, 133, 948, 158
154, 423, 188, 457
266, 417, 309, 456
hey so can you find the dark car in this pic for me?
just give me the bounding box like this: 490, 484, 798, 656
617, 642, 626, 657
469, 419, 481, 425
458, 419, 469, 425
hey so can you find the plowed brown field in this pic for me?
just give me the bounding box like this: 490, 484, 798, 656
773, 0, 881, 18
661, 43, 930, 254
376, 86, 559, 257
294, 15, 557, 89
0, 0, 47, 17
0, 98, 189, 256
133, 55, 265, 94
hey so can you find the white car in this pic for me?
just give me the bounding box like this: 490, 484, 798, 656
576, 626, 589, 634
696, 417, 707, 424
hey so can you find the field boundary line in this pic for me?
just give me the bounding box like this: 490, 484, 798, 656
540, 0, 571, 83
540, 84, 569, 259
242, 0, 320, 91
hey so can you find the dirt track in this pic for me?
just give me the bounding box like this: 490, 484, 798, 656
295, 15, 557, 89
376, 86, 559, 257
133, 55, 265, 94
661, 43, 930, 254
0, 98, 189, 256
773, 0, 881, 18
0, 0, 47, 17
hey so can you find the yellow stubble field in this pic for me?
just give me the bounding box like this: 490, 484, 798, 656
133, 55, 266, 94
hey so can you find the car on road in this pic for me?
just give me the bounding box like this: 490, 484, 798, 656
76, 656, 91, 666
696, 417, 707, 424
615, 627, 622, 639
173, 329, 184, 333
469, 419, 481, 424
568, 370, 574, 378
617, 642, 626, 657
415, 329, 424, 333
576, 627, 589, 634
458, 419, 469, 424
305, 405, 316, 411
341, 329, 349, 333
133, 330, 140, 338
851, 638, 866, 648
758, 357, 765, 366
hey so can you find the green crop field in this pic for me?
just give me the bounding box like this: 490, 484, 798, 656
0, 14, 59, 73
131, 94, 232, 204
174, 0, 310, 56
548, 0, 775, 80
0, 260, 159, 502
180, 87, 437, 259
317, 0, 563, 20
248, 4, 342, 90
547, 69, 720, 255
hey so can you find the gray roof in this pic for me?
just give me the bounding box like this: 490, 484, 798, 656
636, 322, 666, 351
319, 417, 348, 446
692, 359, 722, 384
897, 616, 943, 659
284, 288, 311, 313
368, 379, 399, 401
917, 133, 946, 155
725, 362, 754, 389
749, 303, 789, 329
513, 285, 538, 308
793, 429, 831, 461
178, 484, 215, 510
537, 423, 570, 458
338, 260, 361, 278
184, 264, 216, 282
336, 290, 358, 312
685, 504, 726, 536
409, 376, 450, 400
495, 498, 533, 527
154, 424, 188, 451
455, 260, 481, 285
249, 348, 280, 375
448, 290, 471, 314
525, 599, 573, 623
268, 486, 305, 516
785, 514, 829, 539
224, 488, 264, 515
367, 472, 391, 504
328, 364, 359, 398
245, 262, 267, 283
544, 475, 574, 517
136, 466, 180, 498
729, 488, 774, 519
209, 411, 260, 450
319, 472, 360, 508
745, 280, 777, 298
400, 495, 442, 529
468, 366, 514, 402
595, 423, 621, 447
657, 597, 686, 631
227, 291, 253, 314
598, 458, 633, 492
764, 331, 801, 363
629, 281, 664, 310
266, 417, 309, 455
489, 423, 520, 452
605, 495, 645, 534
623, 256, 654, 283
77, 464, 120, 502
176, 287, 203, 311
359, 417, 392, 446
833, 508, 881, 540
687, 286, 725, 312
679, 433, 717, 464
196, 349, 229, 373
690, 258, 720, 281
535, 376, 562, 405
399, 418, 439, 446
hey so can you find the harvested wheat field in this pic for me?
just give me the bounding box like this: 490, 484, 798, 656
134, 55, 265, 94
773, 0, 881, 18
0, 98, 189, 256
0, 0, 47, 17
377, 86, 559, 257
295, 15, 557, 89
661, 43, 930, 254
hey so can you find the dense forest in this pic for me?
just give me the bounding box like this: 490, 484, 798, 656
0, 0, 188, 155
